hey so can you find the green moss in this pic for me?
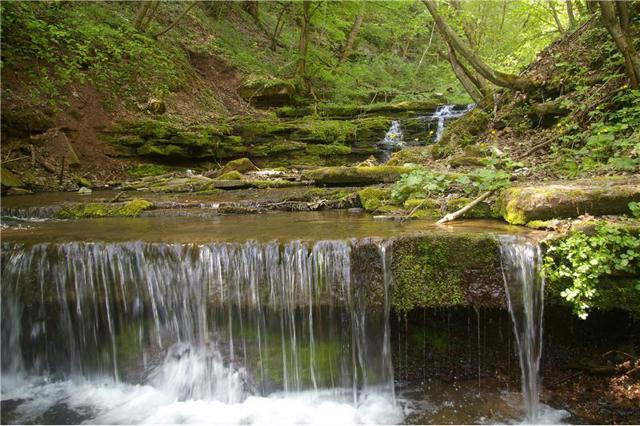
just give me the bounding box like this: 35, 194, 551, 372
387, 147, 432, 166
302, 166, 410, 185
219, 157, 259, 174
390, 234, 501, 312
305, 144, 351, 156
403, 198, 439, 210
57, 199, 153, 219
498, 178, 640, 224
440, 108, 489, 146
292, 119, 357, 143
358, 188, 389, 211
136, 143, 191, 158
1, 169, 25, 188
74, 175, 93, 188
217, 171, 244, 180
127, 164, 175, 178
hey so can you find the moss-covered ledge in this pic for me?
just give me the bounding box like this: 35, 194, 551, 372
497, 176, 640, 225
351, 233, 504, 311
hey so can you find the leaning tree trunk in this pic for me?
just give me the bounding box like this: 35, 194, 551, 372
154, 1, 198, 39
134, 1, 152, 30
598, 1, 640, 88
338, 14, 364, 65
422, 0, 534, 92
446, 48, 485, 104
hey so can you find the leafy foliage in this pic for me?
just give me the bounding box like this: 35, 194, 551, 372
544, 222, 640, 319
391, 167, 510, 203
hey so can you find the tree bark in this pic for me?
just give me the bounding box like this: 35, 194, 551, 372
444, 48, 485, 104
244, 1, 259, 22
134, 1, 152, 30
338, 14, 364, 65
449, 0, 477, 48
141, 1, 160, 31
548, 0, 566, 33
296, 1, 312, 77
566, 0, 577, 28
615, 1, 630, 34
423, 0, 533, 91
598, 1, 640, 88
154, 1, 198, 39
271, 3, 289, 51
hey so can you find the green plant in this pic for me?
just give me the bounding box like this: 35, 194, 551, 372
544, 222, 640, 319
629, 201, 640, 219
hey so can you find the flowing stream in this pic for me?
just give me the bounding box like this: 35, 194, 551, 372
1, 240, 399, 424
499, 236, 546, 423
1, 229, 569, 424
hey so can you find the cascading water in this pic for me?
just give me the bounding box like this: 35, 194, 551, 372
429, 104, 476, 142
499, 236, 545, 423
1, 241, 400, 424
378, 120, 405, 162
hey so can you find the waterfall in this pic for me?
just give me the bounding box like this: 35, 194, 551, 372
1, 240, 399, 424
430, 104, 475, 142
499, 236, 545, 423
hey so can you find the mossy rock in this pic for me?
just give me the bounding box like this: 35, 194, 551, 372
217, 171, 244, 181
57, 199, 153, 219
305, 144, 351, 156
403, 198, 441, 219
1, 109, 53, 137
497, 176, 640, 224
440, 108, 489, 147
290, 119, 357, 144
386, 147, 432, 166
448, 155, 488, 168
390, 233, 503, 311
127, 164, 175, 178
136, 143, 192, 158
238, 77, 298, 106
358, 187, 390, 211
1, 169, 25, 188
446, 198, 495, 219
74, 175, 93, 189
219, 158, 259, 175
302, 166, 410, 185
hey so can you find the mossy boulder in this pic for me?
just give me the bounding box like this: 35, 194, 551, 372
305, 144, 351, 156
497, 176, 640, 225
386, 147, 432, 166
127, 164, 175, 177
358, 187, 390, 211
219, 158, 259, 175
390, 233, 503, 311
1, 169, 25, 188
238, 77, 298, 106
57, 199, 153, 219
217, 171, 244, 181
302, 166, 410, 185
440, 108, 489, 147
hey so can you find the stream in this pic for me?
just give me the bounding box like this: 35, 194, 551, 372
0, 210, 572, 425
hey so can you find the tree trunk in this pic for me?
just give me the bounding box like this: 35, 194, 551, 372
244, 1, 259, 22
271, 3, 289, 51
141, 1, 160, 31
574, 0, 586, 16
296, 1, 311, 77
338, 14, 364, 65
615, 1, 630, 34
599, 1, 640, 88
548, 0, 566, 33
134, 1, 152, 30
586, 0, 598, 14
422, 0, 534, 91
444, 48, 485, 104
566, 0, 577, 28
154, 1, 198, 39
449, 0, 477, 48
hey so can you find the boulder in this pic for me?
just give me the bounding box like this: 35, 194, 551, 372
219, 158, 259, 175
1, 169, 25, 188
302, 166, 410, 185
497, 176, 640, 224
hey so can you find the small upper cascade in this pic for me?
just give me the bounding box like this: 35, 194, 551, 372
382, 120, 404, 148
430, 104, 476, 142
499, 236, 545, 423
